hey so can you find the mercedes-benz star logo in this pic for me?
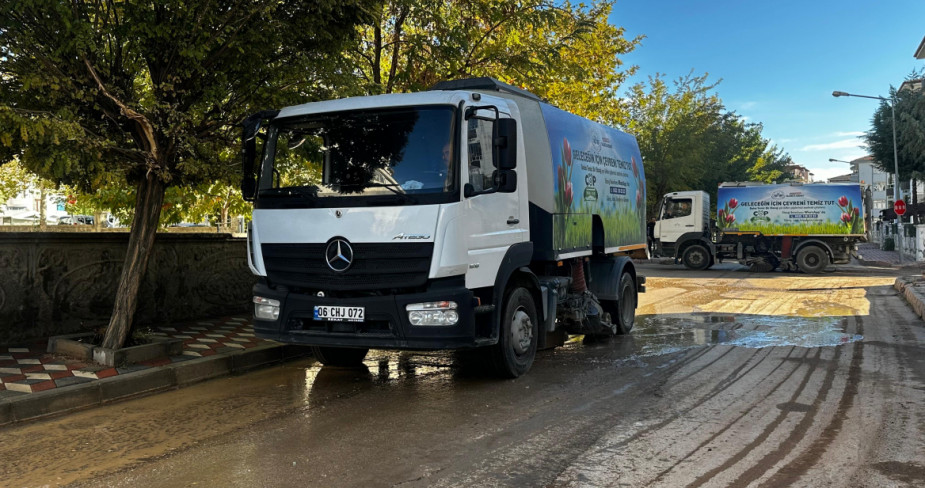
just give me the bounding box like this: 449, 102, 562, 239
325, 238, 354, 272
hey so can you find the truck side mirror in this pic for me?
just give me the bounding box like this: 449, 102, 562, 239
494, 169, 517, 193
241, 130, 258, 201
240, 110, 279, 202
493, 118, 517, 170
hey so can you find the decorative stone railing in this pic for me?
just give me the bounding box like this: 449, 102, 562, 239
0, 232, 254, 344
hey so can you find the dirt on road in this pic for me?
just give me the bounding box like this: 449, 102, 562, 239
1, 263, 923, 487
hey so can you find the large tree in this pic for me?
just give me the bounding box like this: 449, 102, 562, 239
351, 0, 641, 124
864, 71, 925, 204
0, 0, 375, 349
624, 72, 790, 215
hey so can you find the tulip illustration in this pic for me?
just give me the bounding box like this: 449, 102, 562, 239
718, 198, 740, 229
562, 138, 572, 168
632, 156, 639, 179
835, 195, 862, 233
556, 138, 576, 213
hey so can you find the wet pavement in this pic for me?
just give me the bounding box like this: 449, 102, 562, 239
4, 262, 923, 488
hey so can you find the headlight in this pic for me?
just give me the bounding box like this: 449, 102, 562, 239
406, 301, 458, 326
253, 296, 280, 320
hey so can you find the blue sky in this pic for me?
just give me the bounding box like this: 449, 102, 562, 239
610, 0, 925, 182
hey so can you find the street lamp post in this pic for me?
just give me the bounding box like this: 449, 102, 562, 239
833, 90, 902, 263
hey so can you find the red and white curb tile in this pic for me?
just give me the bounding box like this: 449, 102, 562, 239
0, 317, 265, 396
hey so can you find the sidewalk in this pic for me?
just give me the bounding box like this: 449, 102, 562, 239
0, 316, 306, 426
855, 242, 903, 266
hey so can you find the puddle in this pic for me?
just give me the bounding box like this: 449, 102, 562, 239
621, 313, 862, 358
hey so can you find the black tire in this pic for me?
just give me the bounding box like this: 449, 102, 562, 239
490, 287, 539, 378
796, 246, 828, 274
310, 346, 369, 367
600, 272, 636, 335
682, 244, 711, 270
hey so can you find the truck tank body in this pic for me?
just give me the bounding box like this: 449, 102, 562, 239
717, 183, 864, 236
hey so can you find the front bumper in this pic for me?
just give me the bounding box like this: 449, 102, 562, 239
252, 278, 481, 350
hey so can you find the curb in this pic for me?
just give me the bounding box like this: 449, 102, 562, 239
0, 343, 310, 427
895, 276, 925, 320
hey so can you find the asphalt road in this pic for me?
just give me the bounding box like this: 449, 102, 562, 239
3, 261, 924, 487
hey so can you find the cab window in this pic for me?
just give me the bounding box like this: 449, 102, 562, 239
662, 198, 692, 219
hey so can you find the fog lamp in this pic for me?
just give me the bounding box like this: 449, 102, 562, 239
406, 301, 458, 326
253, 296, 280, 320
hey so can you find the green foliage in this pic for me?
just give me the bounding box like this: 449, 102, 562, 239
864, 70, 925, 183
0, 0, 376, 192
882, 237, 895, 251
624, 72, 791, 216
350, 0, 641, 125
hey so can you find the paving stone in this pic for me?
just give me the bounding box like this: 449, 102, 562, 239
224, 343, 246, 349
198, 339, 218, 343
0, 368, 21, 374
187, 344, 211, 350
25, 373, 51, 380
8, 348, 30, 353
42, 364, 69, 371
17, 359, 41, 365
0, 355, 12, 360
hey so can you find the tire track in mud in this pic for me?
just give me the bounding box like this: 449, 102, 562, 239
686, 315, 859, 487
686, 345, 831, 488
423, 346, 724, 487
756, 316, 866, 486
649, 346, 807, 484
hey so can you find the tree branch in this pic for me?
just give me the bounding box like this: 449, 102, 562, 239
83, 57, 160, 173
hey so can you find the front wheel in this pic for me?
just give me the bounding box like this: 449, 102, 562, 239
682, 244, 711, 270
490, 287, 539, 378
310, 346, 369, 367
796, 245, 828, 274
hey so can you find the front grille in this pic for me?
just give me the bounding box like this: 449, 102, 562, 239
261, 242, 433, 291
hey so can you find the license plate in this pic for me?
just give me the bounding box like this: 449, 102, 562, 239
313, 305, 365, 322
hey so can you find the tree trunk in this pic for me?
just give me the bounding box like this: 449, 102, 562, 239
101, 174, 166, 349
39, 187, 47, 230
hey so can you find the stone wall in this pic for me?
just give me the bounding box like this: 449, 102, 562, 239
0, 233, 255, 344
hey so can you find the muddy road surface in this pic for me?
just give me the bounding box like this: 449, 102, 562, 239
2, 263, 924, 487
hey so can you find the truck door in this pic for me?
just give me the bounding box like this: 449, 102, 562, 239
462, 107, 526, 289
657, 196, 696, 246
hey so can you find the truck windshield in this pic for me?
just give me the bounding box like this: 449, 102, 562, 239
258, 106, 456, 205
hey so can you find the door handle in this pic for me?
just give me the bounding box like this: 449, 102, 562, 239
507, 218, 520, 225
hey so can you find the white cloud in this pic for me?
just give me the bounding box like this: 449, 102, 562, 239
834, 131, 865, 137
801, 139, 867, 151
738, 101, 757, 110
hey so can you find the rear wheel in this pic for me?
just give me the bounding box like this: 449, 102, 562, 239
310, 346, 369, 367
599, 272, 637, 335
796, 245, 828, 274
682, 244, 711, 270
490, 287, 538, 378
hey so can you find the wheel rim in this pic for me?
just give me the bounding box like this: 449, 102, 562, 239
806, 252, 820, 267
688, 248, 705, 267
511, 307, 533, 355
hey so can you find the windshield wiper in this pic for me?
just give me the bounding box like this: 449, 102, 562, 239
258, 186, 319, 199
364, 183, 418, 204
